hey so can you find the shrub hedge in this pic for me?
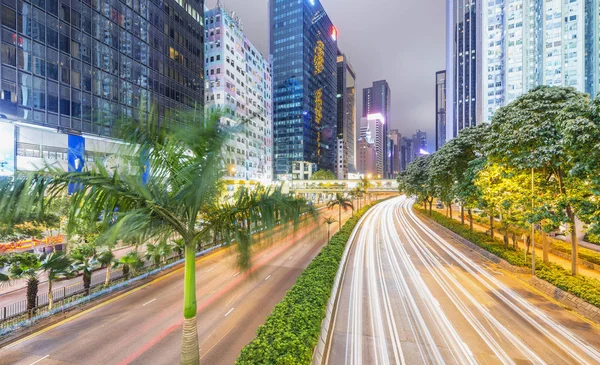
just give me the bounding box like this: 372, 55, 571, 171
236, 203, 376, 365
418, 208, 600, 309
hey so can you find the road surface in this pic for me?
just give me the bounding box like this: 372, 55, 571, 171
326, 196, 600, 365
0, 206, 354, 365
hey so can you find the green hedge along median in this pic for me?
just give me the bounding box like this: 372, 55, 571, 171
236, 202, 377, 365
418, 208, 600, 308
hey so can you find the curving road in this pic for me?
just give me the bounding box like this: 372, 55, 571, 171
326, 196, 600, 365
0, 206, 356, 365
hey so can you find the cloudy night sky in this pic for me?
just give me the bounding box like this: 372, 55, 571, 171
206, 0, 446, 151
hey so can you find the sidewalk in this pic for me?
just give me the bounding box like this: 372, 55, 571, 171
432, 207, 600, 281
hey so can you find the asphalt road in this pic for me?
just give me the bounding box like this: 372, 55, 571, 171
326, 196, 600, 365
0, 206, 354, 365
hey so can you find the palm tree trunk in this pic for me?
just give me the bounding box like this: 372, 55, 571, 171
48, 279, 54, 310
27, 277, 39, 318
339, 206, 342, 230
105, 264, 112, 287
327, 226, 330, 243
181, 243, 199, 365
83, 270, 91, 295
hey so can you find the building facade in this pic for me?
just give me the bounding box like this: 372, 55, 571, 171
436, 70, 446, 150
0, 0, 205, 174
413, 129, 428, 157
356, 137, 376, 177
204, 5, 273, 183
336, 50, 356, 180
400, 136, 414, 172
269, 0, 338, 180
362, 80, 391, 177
389, 128, 401, 177
446, 0, 481, 142
358, 114, 384, 176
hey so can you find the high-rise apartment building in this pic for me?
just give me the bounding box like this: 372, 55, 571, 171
358, 114, 384, 177
269, 0, 338, 180
204, 5, 273, 183
336, 50, 356, 180
446, 0, 481, 142
356, 137, 376, 177
436, 70, 447, 151
362, 80, 391, 177
0, 0, 205, 175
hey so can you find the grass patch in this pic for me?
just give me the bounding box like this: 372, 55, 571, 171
418, 208, 600, 309
236, 203, 377, 365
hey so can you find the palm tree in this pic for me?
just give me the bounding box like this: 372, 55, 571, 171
70, 243, 99, 295
323, 216, 337, 243
328, 193, 353, 230
0, 253, 42, 317
0, 111, 312, 365
40, 251, 72, 310
145, 240, 173, 267
359, 176, 372, 205
119, 251, 144, 280
97, 247, 116, 287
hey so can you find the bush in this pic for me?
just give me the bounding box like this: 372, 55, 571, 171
417, 208, 600, 309
236, 203, 377, 365
585, 232, 600, 245
550, 240, 600, 266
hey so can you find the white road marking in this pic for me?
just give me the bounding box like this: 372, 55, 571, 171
206, 268, 214, 273
233, 272, 240, 277
224, 308, 234, 317
142, 299, 156, 306
29, 355, 49, 365
265, 275, 271, 281
288, 256, 293, 260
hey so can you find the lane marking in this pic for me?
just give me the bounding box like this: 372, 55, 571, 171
142, 299, 156, 307
28, 355, 49, 365
265, 275, 271, 281
224, 308, 234, 317
233, 272, 240, 277
288, 256, 293, 260
205, 268, 214, 273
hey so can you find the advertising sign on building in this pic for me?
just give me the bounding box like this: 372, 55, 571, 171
68, 134, 85, 194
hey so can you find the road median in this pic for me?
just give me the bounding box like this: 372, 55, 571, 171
236, 201, 382, 365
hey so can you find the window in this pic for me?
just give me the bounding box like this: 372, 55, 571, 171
59, 34, 70, 54
17, 50, 32, 72
47, 93, 58, 112
1, 44, 16, 66
33, 57, 45, 76
1, 6, 16, 30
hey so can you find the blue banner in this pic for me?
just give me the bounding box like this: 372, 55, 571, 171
0, 123, 15, 177
68, 134, 85, 194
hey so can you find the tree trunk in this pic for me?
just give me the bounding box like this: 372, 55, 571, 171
567, 205, 578, 276
489, 215, 494, 239
429, 200, 433, 216
449, 203, 453, 219
468, 209, 473, 231
105, 264, 112, 287
512, 233, 517, 250
181, 243, 199, 365
503, 226, 509, 248
542, 230, 549, 264
48, 279, 54, 310
460, 206, 465, 225
123, 265, 130, 280
83, 270, 91, 295
327, 226, 330, 243
27, 277, 39, 318
339, 205, 342, 231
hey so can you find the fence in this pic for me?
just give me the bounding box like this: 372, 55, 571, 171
0, 253, 182, 329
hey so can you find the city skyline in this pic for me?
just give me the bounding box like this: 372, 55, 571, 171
205, 0, 445, 152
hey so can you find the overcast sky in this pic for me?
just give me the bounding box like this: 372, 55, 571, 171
206, 0, 446, 151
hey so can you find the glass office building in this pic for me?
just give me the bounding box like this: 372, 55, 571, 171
269, 0, 338, 180
362, 80, 391, 178
336, 50, 355, 180
435, 70, 446, 151
0, 0, 204, 174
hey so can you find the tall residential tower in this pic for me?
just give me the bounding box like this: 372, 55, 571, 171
336, 51, 356, 180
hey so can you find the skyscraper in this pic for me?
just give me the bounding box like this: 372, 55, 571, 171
269, 0, 338, 180
436, 70, 447, 151
0, 0, 205, 175
204, 5, 273, 183
413, 130, 428, 157
446, 0, 481, 142
362, 80, 391, 177
358, 114, 384, 177
388, 129, 401, 177
336, 51, 356, 180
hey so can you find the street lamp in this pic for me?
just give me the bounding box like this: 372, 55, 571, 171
367, 174, 372, 179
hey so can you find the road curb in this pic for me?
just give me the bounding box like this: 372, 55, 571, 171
417, 210, 600, 326
311, 203, 379, 365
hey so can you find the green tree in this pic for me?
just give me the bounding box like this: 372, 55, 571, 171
486, 86, 591, 275
70, 243, 99, 295
327, 193, 353, 230
146, 240, 174, 266
323, 216, 337, 243
359, 176, 372, 205
398, 155, 435, 214
97, 246, 116, 287
118, 251, 144, 280
0, 253, 41, 316
40, 252, 73, 310
310, 169, 336, 180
